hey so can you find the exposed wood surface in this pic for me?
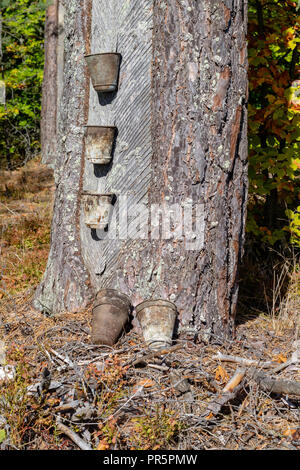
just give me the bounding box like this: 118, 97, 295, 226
80, 0, 153, 298
223, 367, 246, 393
203, 367, 246, 418
213, 352, 274, 368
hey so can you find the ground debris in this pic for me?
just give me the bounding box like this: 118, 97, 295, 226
0, 294, 299, 450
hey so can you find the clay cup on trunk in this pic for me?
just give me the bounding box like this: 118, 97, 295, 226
84, 53, 121, 92
82, 191, 114, 230
84, 126, 116, 165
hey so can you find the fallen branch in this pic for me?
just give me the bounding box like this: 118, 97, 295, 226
54, 400, 80, 413
223, 368, 246, 393
272, 358, 295, 374
103, 384, 145, 422
202, 367, 246, 418
214, 353, 300, 396
250, 369, 300, 396
50, 348, 74, 367
130, 344, 184, 366
56, 421, 92, 450
272, 341, 299, 374
148, 363, 169, 371
0, 201, 18, 216
213, 352, 273, 369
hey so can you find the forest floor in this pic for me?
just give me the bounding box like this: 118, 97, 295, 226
0, 158, 299, 451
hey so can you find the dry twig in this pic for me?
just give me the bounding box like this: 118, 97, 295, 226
213, 352, 274, 369
56, 421, 92, 450
202, 367, 246, 418
130, 344, 184, 366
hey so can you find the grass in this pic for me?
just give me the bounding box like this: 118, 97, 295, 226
269, 251, 300, 334
0, 157, 54, 298
238, 243, 300, 333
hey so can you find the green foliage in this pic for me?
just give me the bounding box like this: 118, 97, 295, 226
129, 407, 183, 450
0, 429, 6, 444
248, 0, 300, 247
0, 0, 46, 169
286, 205, 300, 244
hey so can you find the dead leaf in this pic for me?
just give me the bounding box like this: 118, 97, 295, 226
96, 439, 110, 450
273, 354, 287, 364
136, 379, 156, 388
283, 428, 299, 439
132, 378, 156, 394
215, 365, 229, 383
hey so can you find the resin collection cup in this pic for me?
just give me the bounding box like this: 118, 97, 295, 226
82, 191, 114, 230
92, 289, 132, 345
84, 53, 121, 92
135, 299, 177, 351
84, 126, 116, 165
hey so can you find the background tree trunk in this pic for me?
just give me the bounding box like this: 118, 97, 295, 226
41, 0, 58, 168
35, 0, 248, 342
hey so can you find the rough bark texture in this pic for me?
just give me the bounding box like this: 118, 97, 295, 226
34, 0, 93, 313
108, 0, 248, 341
144, 0, 249, 340
36, 0, 248, 341
41, 1, 58, 167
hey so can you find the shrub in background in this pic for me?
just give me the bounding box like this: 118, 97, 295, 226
0, 0, 46, 169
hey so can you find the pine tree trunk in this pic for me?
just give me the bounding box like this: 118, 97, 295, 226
35, 0, 248, 341
145, 0, 249, 340
34, 0, 93, 313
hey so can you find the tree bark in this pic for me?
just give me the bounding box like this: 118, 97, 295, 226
145, 0, 248, 340
36, 0, 248, 341
34, 0, 93, 313
41, 0, 58, 168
